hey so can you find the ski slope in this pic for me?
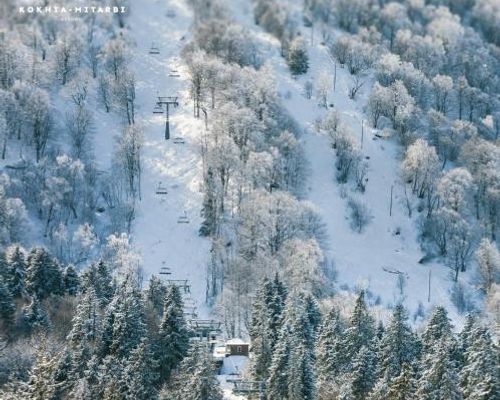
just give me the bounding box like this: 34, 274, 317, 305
127, 0, 211, 316
230, 0, 466, 325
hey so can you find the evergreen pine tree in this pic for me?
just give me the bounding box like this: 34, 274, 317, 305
303, 292, 322, 334
156, 284, 189, 384
22, 295, 50, 333
457, 314, 475, 366
98, 355, 127, 400
0, 276, 15, 330
288, 38, 309, 75
123, 338, 159, 400
460, 326, 499, 400
421, 306, 454, 355
376, 320, 385, 340
145, 275, 167, 317
343, 291, 375, 368
378, 304, 417, 380
5, 245, 26, 297
249, 277, 275, 381
25, 247, 63, 299
199, 167, 218, 237
67, 288, 102, 374
316, 307, 346, 392
0, 251, 8, 283
250, 274, 287, 382
288, 341, 316, 400
26, 342, 61, 400
51, 349, 74, 399
169, 343, 223, 400
387, 363, 418, 400
63, 265, 80, 296
267, 292, 316, 400
81, 260, 114, 307
109, 279, 146, 358
343, 344, 377, 400
417, 337, 462, 400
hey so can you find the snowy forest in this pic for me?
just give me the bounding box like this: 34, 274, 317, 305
0, 0, 498, 398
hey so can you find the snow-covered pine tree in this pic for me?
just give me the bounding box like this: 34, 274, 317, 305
156, 284, 189, 384
51, 349, 74, 399
416, 337, 462, 400
457, 314, 475, 366
166, 343, 223, 400
340, 344, 378, 400
26, 341, 61, 400
123, 338, 159, 400
67, 287, 102, 374
303, 292, 322, 334
5, 245, 26, 297
22, 295, 50, 333
288, 341, 316, 400
249, 274, 287, 381
460, 326, 500, 399
0, 276, 15, 330
267, 292, 316, 400
287, 38, 309, 75
199, 167, 219, 237
109, 278, 147, 358
343, 291, 376, 367
421, 306, 455, 355
249, 277, 275, 381
63, 265, 80, 296
81, 260, 115, 307
25, 247, 63, 299
387, 363, 418, 400
316, 307, 346, 395
98, 355, 127, 400
377, 304, 418, 381
145, 274, 167, 317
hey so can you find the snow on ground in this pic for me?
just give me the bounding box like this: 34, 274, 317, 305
217, 376, 247, 400
218, 356, 250, 400
230, 0, 466, 327
127, 0, 211, 316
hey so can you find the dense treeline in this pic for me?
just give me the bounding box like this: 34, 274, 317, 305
0, 0, 143, 257
249, 276, 499, 399
288, 0, 500, 316
0, 243, 220, 399
184, 0, 328, 338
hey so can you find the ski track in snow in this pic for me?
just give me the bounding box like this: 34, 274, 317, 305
128, 0, 211, 317
230, 0, 465, 327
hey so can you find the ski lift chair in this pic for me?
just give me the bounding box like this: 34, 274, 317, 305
173, 136, 185, 144
156, 182, 168, 195
153, 103, 164, 114
149, 43, 160, 55
177, 211, 190, 224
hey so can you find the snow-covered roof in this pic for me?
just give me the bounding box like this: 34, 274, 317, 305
226, 338, 249, 345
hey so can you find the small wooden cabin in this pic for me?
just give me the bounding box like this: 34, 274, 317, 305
225, 338, 249, 357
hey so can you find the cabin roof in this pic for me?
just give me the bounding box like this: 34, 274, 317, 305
226, 338, 249, 345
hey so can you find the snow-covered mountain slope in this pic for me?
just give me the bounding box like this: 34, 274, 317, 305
127, 0, 211, 315
229, 0, 467, 326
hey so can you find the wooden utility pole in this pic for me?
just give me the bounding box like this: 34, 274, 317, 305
427, 269, 431, 303
154, 96, 179, 140
333, 62, 337, 92
361, 119, 364, 149
390, 184, 394, 216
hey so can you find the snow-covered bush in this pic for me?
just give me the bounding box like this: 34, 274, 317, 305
347, 197, 372, 233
